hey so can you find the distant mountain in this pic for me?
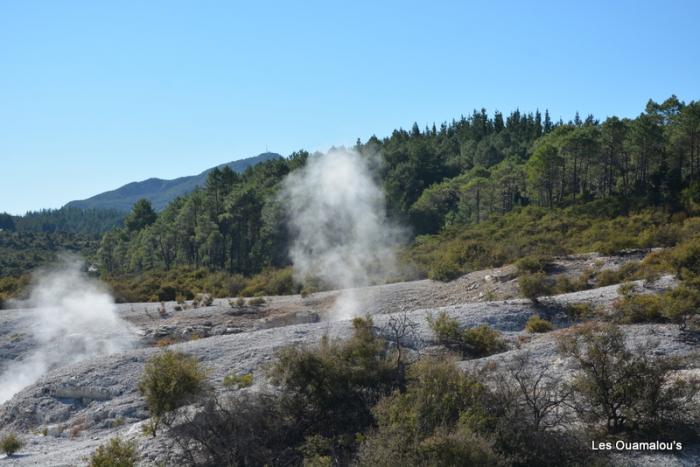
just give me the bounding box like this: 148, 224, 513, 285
65, 152, 282, 212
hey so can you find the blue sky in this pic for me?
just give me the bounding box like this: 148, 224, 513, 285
1, 1, 698, 214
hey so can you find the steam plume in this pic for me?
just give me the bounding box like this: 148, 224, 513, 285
282, 148, 403, 319
0, 258, 134, 404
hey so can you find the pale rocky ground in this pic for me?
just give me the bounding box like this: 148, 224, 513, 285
0, 252, 698, 466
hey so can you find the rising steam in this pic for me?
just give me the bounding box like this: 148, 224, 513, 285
282, 148, 403, 320
0, 258, 134, 403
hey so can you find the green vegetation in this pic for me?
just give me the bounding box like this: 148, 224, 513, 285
3, 96, 700, 303
525, 315, 554, 333
104, 266, 297, 303
0, 207, 124, 284
428, 311, 506, 357
138, 350, 207, 435
558, 323, 699, 435
0, 432, 23, 456
515, 255, 551, 274
222, 372, 253, 389
87, 437, 138, 467
518, 272, 552, 303
163, 318, 673, 466
356, 358, 506, 467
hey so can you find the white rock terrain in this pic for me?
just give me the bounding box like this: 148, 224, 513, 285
0, 253, 698, 466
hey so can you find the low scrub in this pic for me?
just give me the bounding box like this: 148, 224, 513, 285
525, 315, 554, 333
518, 272, 552, 304
557, 323, 699, 436
139, 350, 207, 435
223, 372, 253, 389
428, 311, 506, 357
0, 432, 23, 456
88, 437, 138, 467
515, 255, 551, 274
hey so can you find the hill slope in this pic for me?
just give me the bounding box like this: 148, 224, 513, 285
64, 152, 282, 212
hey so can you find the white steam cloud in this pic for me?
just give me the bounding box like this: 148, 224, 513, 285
282, 148, 403, 320
0, 258, 135, 404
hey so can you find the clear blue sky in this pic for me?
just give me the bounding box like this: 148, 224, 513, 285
1, 0, 698, 214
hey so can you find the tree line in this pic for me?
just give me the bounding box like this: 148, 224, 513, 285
97, 95, 700, 277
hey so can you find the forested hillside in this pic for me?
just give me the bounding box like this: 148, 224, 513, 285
65, 152, 282, 212
97, 97, 699, 283
0, 207, 123, 275
4, 96, 699, 303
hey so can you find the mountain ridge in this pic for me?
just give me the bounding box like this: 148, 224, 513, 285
64, 152, 282, 212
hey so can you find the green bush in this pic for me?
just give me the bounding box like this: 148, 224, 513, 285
249, 296, 266, 306
462, 325, 507, 357
428, 311, 506, 357
240, 267, 298, 297
157, 284, 177, 302
0, 432, 23, 456
268, 317, 397, 463
518, 272, 552, 303
223, 372, 253, 389
428, 258, 463, 282
356, 359, 504, 466
565, 303, 595, 321
138, 350, 207, 435
594, 236, 638, 255
614, 292, 664, 323
639, 224, 682, 248
515, 255, 551, 274
661, 283, 700, 328
595, 269, 621, 286
671, 237, 700, 278
557, 323, 699, 435
88, 437, 138, 467
553, 275, 575, 293
525, 315, 554, 333
192, 293, 213, 307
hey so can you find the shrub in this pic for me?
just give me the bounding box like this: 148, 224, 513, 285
661, 283, 700, 329
428, 312, 506, 357
564, 303, 595, 321
356, 359, 504, 466
596, 269, 621, 286
249, 296, 266, 306
0, 433, 23, 456
428, 258, 462, 282
515, 255, 550, 274
157, 284, 177, 302
462, 325, 507, 357
596, 262, 642, 287
168, 393, 299, 466
427, 311, 463, 348
671, 237, 700, 278
518, 272, 551, 303
240, 267, 298, 297
138, 350, 207, 435
525, 315, 554, 333
594, 236, 638, 255
268, 317, 397, 463
614, 291, 664, 323
557, 323, 699, 435
223, 372, 253, 389
553, 275, 575, 293
614, 282, 665, 324
192, 293, 213, 308
88, 437, 138, 467
639, 224, 682, 248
